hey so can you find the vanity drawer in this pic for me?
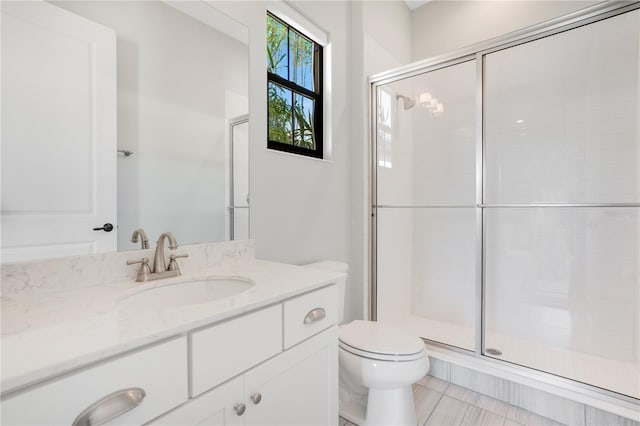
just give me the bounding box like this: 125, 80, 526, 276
1, 337, 188, 425
190, 304, 282, 396
283, 284, 337, 349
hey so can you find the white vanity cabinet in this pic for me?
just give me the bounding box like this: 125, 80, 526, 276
154, 328, 337, 426
152, 376, 245, 426
154, 284, 338, 426
1, 284, 338, 426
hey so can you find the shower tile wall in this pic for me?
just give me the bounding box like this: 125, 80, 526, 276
483, 8, 640, 397
410, 61, 477, 351
485, 209, 640, 359
484, 12, 640, 205
376, 60, 478, 351
376, 80, 415, 324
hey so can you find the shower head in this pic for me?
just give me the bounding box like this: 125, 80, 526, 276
396, 94, 416, 110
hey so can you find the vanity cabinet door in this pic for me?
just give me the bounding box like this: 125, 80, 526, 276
151, 376, 244, 426
1, 337, 187, 425
243, 327, 338, 426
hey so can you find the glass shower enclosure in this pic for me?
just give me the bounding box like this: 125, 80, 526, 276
371, 3, 639, 401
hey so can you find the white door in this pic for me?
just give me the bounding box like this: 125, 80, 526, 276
1, 1, 117, 262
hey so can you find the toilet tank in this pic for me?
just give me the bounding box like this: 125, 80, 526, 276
305, 261, 348, 324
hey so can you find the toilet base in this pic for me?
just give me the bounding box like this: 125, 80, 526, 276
364, 386, 417, 426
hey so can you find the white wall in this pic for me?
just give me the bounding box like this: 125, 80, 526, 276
213, 1, 356, 320
212, 0, 611, 328
213, 0, 413, 323
362, 0, 411, 68
258, 0, 352, 264
350, 0, 412, 320
411, 0, 597, 60
53, 1, 248, 249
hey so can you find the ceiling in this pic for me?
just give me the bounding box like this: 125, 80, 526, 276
403, 0, 432, 11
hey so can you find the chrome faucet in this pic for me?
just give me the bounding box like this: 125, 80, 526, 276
126, 231, 188, 282
130, 228, 149, 249
152, 232, 178, 273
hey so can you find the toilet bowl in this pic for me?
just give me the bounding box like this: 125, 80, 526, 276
305, 262, 429, 426
339, 320, 429, 426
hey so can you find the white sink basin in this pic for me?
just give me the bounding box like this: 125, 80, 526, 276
119, 277, 254, 311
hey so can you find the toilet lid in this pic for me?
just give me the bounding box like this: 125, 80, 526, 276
339, 340, 425, 362
339, 321, 425, 358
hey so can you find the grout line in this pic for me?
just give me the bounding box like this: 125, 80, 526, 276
459, 403, 471, 426
422, 391, 446, 426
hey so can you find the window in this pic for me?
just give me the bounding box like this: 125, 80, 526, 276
267, 13, 323, 158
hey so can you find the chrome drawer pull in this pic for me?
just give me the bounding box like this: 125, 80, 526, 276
303, 307, 326, 325
72, 387, 146, 426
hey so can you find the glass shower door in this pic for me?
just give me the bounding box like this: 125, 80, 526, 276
230, 117, 249, 240
483, 9, 640, 398
375, 60, 478, 351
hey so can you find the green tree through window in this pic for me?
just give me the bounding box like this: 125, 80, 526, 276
267, 13, 323, 158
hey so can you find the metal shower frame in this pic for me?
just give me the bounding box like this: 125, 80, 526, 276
368, 0, 640, 407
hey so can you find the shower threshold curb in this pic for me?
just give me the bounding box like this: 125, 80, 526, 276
425, 345, 640, 423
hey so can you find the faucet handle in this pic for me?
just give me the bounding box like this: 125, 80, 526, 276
127, 258, 151, 282
167, 253, 188, 273
126, 257, 150, 266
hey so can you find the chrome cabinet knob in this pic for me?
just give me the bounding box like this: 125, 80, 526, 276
250, 392, 262, 404
233, 403, 246, 416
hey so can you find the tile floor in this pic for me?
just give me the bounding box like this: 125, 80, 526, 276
339, 375, 567, 426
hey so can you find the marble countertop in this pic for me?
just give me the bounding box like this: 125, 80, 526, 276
1, 259, 345, 395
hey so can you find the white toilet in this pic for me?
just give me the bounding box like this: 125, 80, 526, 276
306, 262, 429, 426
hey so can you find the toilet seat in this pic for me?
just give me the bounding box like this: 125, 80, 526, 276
339, 340, 426, 361
339, 320, 426, 362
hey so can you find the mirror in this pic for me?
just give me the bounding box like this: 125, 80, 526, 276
1, 1, 249, 262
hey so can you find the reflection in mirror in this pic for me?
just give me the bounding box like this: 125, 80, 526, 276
230, 116, 249, 240
1, 1, 249, 262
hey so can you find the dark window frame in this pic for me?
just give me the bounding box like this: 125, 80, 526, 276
267, 13, 323, 159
